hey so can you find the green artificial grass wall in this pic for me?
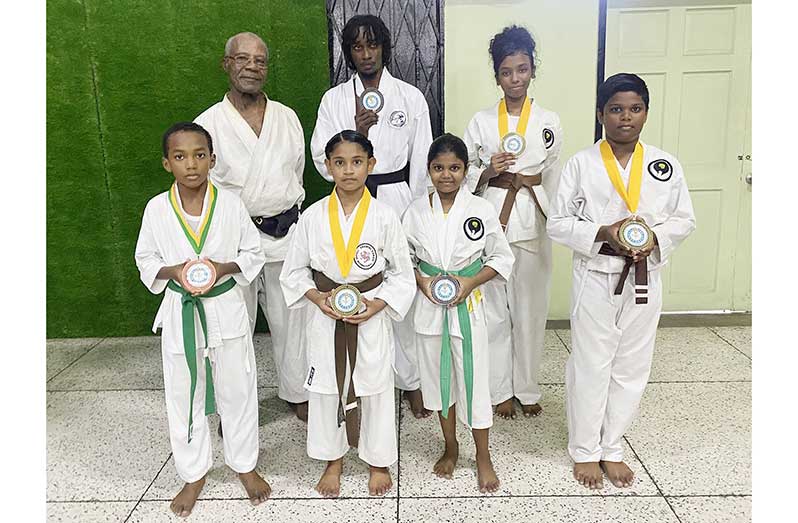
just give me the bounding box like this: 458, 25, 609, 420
47, 0, 331, 337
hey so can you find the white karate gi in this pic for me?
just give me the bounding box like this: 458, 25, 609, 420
310, 69, 433, 394
196, 95, 308, 404
464, 99, 563, 406
403, 189, 515, 429
279, 191, 416, 466
547, 140, 695, 463
135, 185, 266, 482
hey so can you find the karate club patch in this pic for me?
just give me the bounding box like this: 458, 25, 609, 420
648, 159, 673, 182
542, 128, 555, 149
389, 110, 407, 128
354, 242, 378, 270
463, 217, 485, 241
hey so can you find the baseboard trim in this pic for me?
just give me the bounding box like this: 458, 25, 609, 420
546, 312, 752, 330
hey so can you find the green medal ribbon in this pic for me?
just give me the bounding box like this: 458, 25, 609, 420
418, 258, 483, 426
167, 277, 236, 443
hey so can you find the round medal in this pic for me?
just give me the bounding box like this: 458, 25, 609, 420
360, 88, 384, 113
618, 218, 654, 251
181, 259, 217, 294
500, 132, 526, 156
330, 284, 363, 317
430, 274, 461, 306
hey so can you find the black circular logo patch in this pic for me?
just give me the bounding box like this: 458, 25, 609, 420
354, 243, 377, 270
542, 128, 555, 149
648, 159, 673, 182
389, 110, 407, 128
463, 217, 485, 241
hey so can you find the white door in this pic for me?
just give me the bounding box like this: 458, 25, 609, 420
605, 2, 752, 311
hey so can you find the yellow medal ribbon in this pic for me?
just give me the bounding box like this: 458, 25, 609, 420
329, 187, 372, 278
599, 140, 644, 214
168, 182, 218, 254
498, 96, 532, 139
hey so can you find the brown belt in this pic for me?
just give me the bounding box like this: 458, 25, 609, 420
311, 270, 384, 447
487, 171, 546, 229
598, 243, 648, 305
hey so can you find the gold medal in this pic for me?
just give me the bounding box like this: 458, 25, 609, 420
618, 216, 654, 251
498, 96, 532, 156
330, 284, 363, 316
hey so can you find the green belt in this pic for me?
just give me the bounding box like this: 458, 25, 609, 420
167, 277, 237, 443
418, 258, 482, 426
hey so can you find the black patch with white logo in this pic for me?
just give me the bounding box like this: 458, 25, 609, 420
354, 243, 378, 270
389, 110, 407, 128
307, 367, 315, 386
542, 128, 555, 149
648, 159, 673, 182
463, 217, 485, 241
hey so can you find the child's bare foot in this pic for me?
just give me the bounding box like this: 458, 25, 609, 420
432, 442, 459, 479
288, 401, 309, 422
573, 462, 603, 489
238, 470, 271, 505
170, 476, 205, 517
600, 460, 634, 488
368, 466, 393, 496
520, 402, 542, 417
495, 398, 516, 419
476, 453, 500, 493
316, 458, 342, 498
404, 389, 431, 418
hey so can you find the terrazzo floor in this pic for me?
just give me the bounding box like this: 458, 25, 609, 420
46, 326, 751, 522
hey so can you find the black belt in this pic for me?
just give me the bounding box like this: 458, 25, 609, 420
365, 163, 409, 198
252, 205, 299, 238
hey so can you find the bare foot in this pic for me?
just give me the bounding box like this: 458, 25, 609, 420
403, 389, 431, 418
495, 398, 516, 419
238, 470, 271, 506
432, 442, 459, 479
573, 462, 603, 490
288, 401, 309, 423
476, 453, 500, 493
520, 402, 542, 417
316, 458, 342, 498
600, 460, 634, 488
368, 466, 393, 496
170, 476, 205, 517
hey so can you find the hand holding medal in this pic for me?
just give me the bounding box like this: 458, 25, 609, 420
180, 258, 218, 295
354, 86, 380, 136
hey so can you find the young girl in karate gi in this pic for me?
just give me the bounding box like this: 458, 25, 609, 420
463, 25, 563, 419
403, 133, 515, 493
280, 130, 416, 498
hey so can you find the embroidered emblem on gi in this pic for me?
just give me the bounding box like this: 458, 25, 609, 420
463, 217, 485, 241
307, 367, 315, 386
354, 242, 378, 270
648, 159, 673, 181
389, 110, 407, 128
542, 127, 555, 149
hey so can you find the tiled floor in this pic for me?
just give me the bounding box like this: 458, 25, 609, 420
46, 327, 751, 522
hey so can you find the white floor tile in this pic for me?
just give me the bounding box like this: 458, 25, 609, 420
668, 496, 751, 523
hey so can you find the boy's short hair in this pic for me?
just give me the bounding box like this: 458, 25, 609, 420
427, 133, 468, 169
341, 15, 392, 70
489, 25, 538, 78
597, 73, 650, 112
162, 122, 214, 157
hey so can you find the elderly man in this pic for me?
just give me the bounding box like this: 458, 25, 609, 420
310, 15, 434, 419
195, 32, 308, 421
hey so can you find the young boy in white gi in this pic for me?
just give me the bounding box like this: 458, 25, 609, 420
310, 15, 433, 418
134, 122, 270, 516
280, 130, 415, 497
547, 74, 696, 489
403, 134, 514, 492
464, 26, 563, 419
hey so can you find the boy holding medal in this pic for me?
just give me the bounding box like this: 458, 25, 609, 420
280, 130, 415, 497
547, 74, 696, 490
403, 134, 514, 492
134, 122, 270, 516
